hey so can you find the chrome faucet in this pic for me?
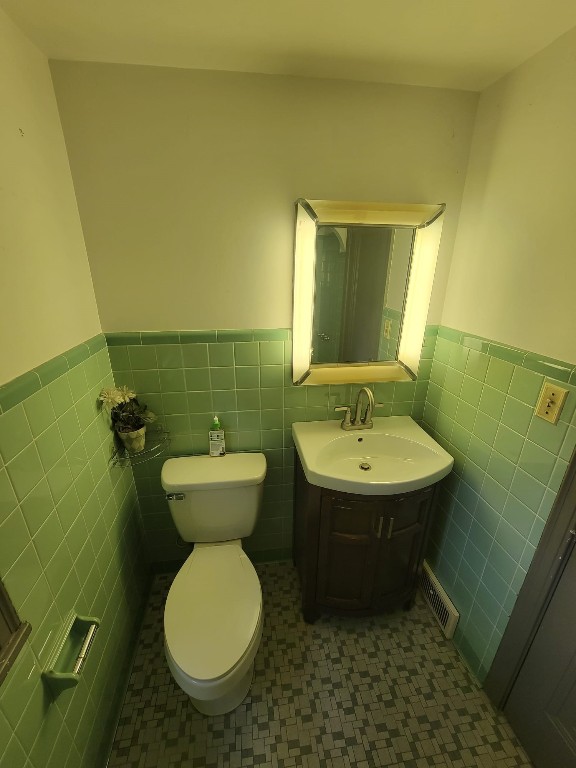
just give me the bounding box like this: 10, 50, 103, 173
334, 386, 376, 431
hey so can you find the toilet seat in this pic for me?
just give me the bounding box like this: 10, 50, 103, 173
164, 542, 262, 683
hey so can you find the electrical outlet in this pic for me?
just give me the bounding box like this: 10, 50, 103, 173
383, 319, 392, 339
535, 381, 569, 424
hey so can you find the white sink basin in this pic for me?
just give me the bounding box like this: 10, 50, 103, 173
292, 416, 453, 495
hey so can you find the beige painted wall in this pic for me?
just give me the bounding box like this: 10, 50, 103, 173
443, 26, 576, 363
0, 10, 101, 385
50, 62, 478, 332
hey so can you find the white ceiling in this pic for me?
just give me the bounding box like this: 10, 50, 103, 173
3, 0, 576, 91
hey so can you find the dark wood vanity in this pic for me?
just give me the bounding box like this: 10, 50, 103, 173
293, 454, 436, 623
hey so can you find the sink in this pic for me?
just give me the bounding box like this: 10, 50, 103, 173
292, 416, 453, 495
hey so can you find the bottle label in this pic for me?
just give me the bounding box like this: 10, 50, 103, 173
209, 430, 226, 456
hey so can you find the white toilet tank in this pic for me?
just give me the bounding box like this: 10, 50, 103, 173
161, 453, 266, 542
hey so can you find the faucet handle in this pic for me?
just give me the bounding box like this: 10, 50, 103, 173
334, 406, 352, 427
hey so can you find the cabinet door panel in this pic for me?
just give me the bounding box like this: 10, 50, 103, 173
316, 496, 380, 610
374, 492, 432, 603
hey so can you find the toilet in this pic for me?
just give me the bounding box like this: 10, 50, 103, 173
161, 452, 266, 716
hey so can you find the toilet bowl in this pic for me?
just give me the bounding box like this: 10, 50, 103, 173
161, 453, 266, 715
164, 541, 263, 715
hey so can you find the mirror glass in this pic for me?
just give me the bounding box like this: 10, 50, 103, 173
292, 199, 445, 386
311, 225, 413, 365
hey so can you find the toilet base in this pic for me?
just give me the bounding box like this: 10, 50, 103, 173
189, 661, 254, 716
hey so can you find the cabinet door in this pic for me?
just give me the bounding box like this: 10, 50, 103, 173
316, 494, 381, 610
373, 490, 432, 606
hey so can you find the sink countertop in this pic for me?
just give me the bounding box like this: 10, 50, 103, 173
292, 416, 454, 495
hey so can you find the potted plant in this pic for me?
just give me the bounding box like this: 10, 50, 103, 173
99, 386, 156, 454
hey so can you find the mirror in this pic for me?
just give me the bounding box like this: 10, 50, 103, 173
312, 225, 413, 365
292, 199, 445, 386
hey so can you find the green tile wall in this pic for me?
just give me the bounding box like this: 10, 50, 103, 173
378, 307, 402, 361
0, 336, 149, 768
423, 326, 576, 681
106, 328, 434, 563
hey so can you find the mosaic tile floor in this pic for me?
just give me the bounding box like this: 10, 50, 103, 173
107, 561, 532, 768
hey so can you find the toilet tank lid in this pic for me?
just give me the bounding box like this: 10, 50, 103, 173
162, 453, 266, 492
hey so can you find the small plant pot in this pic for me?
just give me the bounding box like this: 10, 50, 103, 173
117, 426, 146, 454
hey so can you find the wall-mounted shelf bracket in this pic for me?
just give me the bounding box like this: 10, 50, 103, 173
110, 427, 170, 467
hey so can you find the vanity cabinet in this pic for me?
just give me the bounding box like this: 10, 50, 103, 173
293, 455, 435, 622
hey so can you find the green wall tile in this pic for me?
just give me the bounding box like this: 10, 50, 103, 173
502, 495, 534, 539
106, 332, 142, 346
478, 385, 506, 421
107, 346, 130, 370
208, 342, 234, 367
132, 369, 161, 393
33, 511, 66, 568
0, 406, 34, 464
474, 412, 499, 447
259, 341, 285, 365
64, 343, 91, 369
141, 331, 181, 345
0, 510, 31, 574
212, 390, 237, 412
485, 357, 514, 392
501, 397, 532, 434
217, 329, 253, 342
75, 393, 96, 432
182, 344, 209, 368
3, 542, 43, 610
128, 345, 158, 370
159, 369, 186, 392
489, 542, 518, 583
261, 366, 284, 388
253, 329, 291, 341
493, 424, 524, 463
234, 367, 260, 390
487, 343, 525, 366
156, 344, 184, 368
508, 367, 543, 405
6, 443, 45, 501
187, 390, 212, 412
184, 368, 211, 391
487, 450, 516, 489
20, 478, 54, 537
510, 468, 546, 513
23, 389, 56, 437
523, 353, 572, 382
179, 330, 217, 343
238, 411, 261, 430
67, 365, 89, 403
0, 371, 41, 412
234, 342, 260, 366
527, 415, 568, 455
46, 457, 74, 503
210, 367, 235, 390
519, 440, 555, 486
35, 356, 69, 387
454, 400, 476, 431
465, 350, 490, 382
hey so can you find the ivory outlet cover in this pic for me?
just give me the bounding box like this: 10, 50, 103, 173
535, 381, 569, 424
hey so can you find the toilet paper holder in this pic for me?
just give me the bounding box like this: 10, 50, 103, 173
42, 612, 100, 696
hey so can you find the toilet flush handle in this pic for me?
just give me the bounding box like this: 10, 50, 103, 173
166, 493, 185, 501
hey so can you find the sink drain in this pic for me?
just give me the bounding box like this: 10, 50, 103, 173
359, 462, 371, 471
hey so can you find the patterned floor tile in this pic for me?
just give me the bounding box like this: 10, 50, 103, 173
106, 562, 532, 768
